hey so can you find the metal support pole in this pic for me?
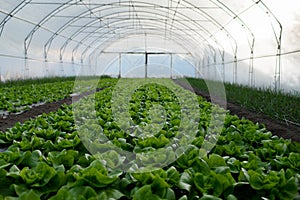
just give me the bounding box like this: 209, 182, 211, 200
145, 52, 148, 78
81, 58, 84, 76
194, 61, 198, 79
222, 50, 225, 82
44, 61, 49, 78
207, 58, 210, 80
249, 50, 254, 87
170, 54, 173, 79
119, 53, 122, 78
233, 55, 237, 84
202, 58, 205, 79
24, 57, 29, 80
72, 62, 75, 77
198, 60, 202, 79
275, 48, 281, 91
94, 57, 97, 76
60, 54, 65, 77
44, 51, 49, 78
60, 61, 64, 77
213, 52, 217, 81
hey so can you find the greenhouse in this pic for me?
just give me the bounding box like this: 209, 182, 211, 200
0, 0, 299, 199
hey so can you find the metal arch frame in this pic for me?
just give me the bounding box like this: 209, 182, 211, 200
58, 3, 230, 76
62, 1, 236, 80
179, 0, 238, 53
43, 3, 193, 60
25, 0, 176, 57
252, 0, 282, 91
11, 0, 237, 80
73, 16, 208, 61
102, 1, 234, 59
0, 0, 241, 71
75, 20, 225, 65
0, 0, 33, 37
79, 27, 203, 64
58, 11, 208, 62
179, 0, 238, 82
24, 0, 80, 58
90, 31, 200, 61
177, 0, 239, 81
0, 0, 283, 87
58, 12, 208, 61
210, 0, 256, 85
22, 0, 236, 65
43, 3, 115, 61
41, 2, 223, 61
88, 31, 200, 69
71, 21, 205, 64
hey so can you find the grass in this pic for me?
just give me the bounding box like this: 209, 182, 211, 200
186, 78, 300, 125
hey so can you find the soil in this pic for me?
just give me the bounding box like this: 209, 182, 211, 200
174, 79, 300, 143
1, 83, 300, 143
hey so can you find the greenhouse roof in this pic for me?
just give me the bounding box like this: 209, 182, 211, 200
0, 0, 300, 90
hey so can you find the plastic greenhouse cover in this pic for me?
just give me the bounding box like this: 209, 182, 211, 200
0, 0, 299, 91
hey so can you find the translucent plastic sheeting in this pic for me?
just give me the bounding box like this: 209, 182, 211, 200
0, 0, 299, 92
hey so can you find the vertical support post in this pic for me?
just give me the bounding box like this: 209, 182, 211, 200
198, 60, 202, 79
170, 54, 173, 79
72, 63, 76, 77
44, 52, 48, 78
24, 44, 29, 80
275, 48, 281, 92
233, 55, 237, 84
222, 50, 225, 82
249, 50, 254, 87
24, 57, 29, 80
89, 56, 92, 77
44, 61, 49, 78
202, 58, 205, 79
94, 56, 97, 77
60, 61, 64, 77
145, 52, 148, 78
119, 53, 122, 78
207, 57, 210, 80
213, 52, 217, 81
194, 60, 198, 79
144, 33, 148, 78
81, 58, 84, 76
60, 54, 65, 77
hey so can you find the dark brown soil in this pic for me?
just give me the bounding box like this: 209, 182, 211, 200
174, 79, 300, 143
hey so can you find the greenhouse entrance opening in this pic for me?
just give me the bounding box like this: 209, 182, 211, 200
117, 51, 190, 78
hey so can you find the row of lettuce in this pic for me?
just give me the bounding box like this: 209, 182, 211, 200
0, 77, 74, 114
0, 78, 299, 199
0, 76, 111, 115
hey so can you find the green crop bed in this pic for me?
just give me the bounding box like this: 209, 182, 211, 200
0, 77, 109, 115
0, 78, 299, 199
186, 78, 300, 125
0, 77, 75, 114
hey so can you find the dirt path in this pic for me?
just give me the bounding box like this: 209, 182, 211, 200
174, 79, 300, 142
